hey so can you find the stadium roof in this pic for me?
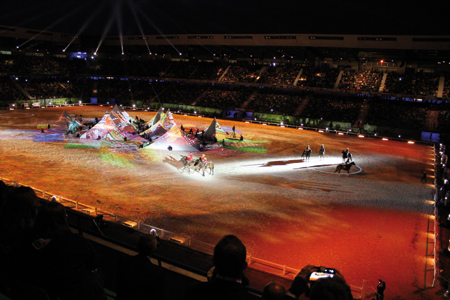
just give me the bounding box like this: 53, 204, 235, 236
1, 0, 449, 37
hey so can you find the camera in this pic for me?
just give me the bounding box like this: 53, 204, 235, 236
309, 266, 336, 282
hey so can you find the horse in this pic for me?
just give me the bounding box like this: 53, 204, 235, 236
180, 156, 197, 173
335, 161, 356, 176
301, 149, 312, 161
318, 149, 325, 160
194, 159, 214, 176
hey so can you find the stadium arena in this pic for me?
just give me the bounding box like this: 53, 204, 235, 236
1, 3, 450, 299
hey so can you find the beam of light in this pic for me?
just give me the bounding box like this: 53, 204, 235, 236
135, 6, 180, 55
0, 4, 68, 35
114, 0, 125, 55
64, 1, 109, 52
95, 5, 117, 55
17, 4, 88, 49
126, 0, 151, 54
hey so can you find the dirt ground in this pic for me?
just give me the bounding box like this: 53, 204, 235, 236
0, 106, 441, 299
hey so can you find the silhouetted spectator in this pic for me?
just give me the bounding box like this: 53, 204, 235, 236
116, 233, 164, 300
376, 279, 386, 300
0, 185, 39, 297
283, 265, 352, 300
15, 202, 107, 300
184, 235, 249, 300
263, 281, 286, 300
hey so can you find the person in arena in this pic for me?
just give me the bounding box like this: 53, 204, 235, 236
186, 152, 194, 162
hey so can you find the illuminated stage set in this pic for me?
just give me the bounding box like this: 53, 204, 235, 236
0, 106, 435, 299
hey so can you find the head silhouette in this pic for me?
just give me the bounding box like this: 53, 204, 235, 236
213, 235, 247, 279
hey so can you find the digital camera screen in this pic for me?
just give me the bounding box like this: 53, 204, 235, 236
310, 269, 335, 281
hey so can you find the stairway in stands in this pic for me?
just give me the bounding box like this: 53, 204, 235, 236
425, 110, 439, 132
293, 97, 309, 116
353, 98, 370, 130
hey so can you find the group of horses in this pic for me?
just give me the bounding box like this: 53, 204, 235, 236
301, 148, 357, 175
301, 149, 325, 161
178, 149, 356, 177
180, 155, 214, 177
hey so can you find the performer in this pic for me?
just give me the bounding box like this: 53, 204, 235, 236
201, 154, 207, 164
186, 152, 194, 162
305, 145, 311, 155
319, 144, 325, 160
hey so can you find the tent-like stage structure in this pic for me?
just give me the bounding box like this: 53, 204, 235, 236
54, 111, 82, 133
80, 112, 127, 141
144, 125, 200, 151
204, 117, 229, 141
110, 104, 136, 133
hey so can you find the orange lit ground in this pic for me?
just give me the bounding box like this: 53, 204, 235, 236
0, 106, 439, 299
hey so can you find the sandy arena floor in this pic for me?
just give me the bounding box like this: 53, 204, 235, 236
0, 106, 439, 299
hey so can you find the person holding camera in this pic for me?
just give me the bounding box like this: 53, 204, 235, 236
376, 279, 386, 300
284, 265, 352, 300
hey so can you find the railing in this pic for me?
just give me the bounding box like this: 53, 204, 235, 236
242, 119, 435, 146
1, 174, 370, 298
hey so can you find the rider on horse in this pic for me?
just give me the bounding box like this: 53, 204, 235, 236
186, 152, 194, 162
319, 144, 325, 154
318, 144, 325, 160
201, 154, 207, 164
342, 148, 353, 164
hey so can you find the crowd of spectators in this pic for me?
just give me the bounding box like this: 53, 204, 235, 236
338, 70, 382, 93
383, 71, 440, 96
246, 89, 306, 115
258, 64, 302, 86
2, 53, 450, 135
365, 99, 428, 130
220, 63, 262, 83
443, 77, 450, 100
0, 77, 23, 100
437, 102, 450, 133
195, 86, 253, 109
298, 67, 340, 89
301, 94, 363, 123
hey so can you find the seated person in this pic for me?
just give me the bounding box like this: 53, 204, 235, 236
263, 281, 285, 300
184, 235, 249, 300
116, 234, 165, 300
15, 202, 107, 300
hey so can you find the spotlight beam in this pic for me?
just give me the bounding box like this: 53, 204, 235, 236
64, 1, 109, 52
126, 0, 151, 54
94, 6, 118, 55
136, 8, 180, 55
17, 4, 88, 49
